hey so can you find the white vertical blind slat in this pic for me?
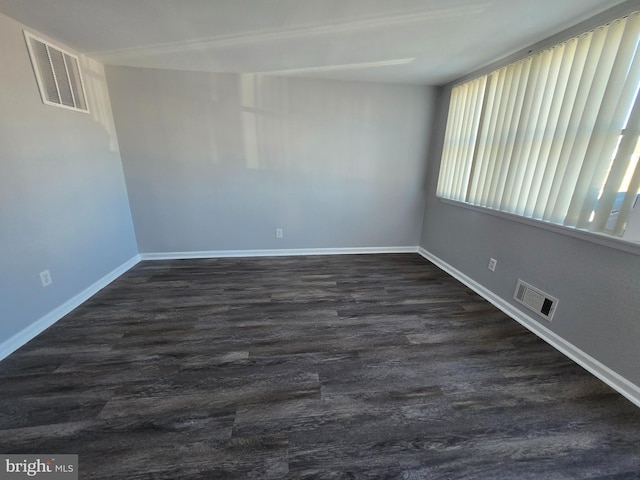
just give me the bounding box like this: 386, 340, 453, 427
447, 84, 469, 200
479, 67, 512, 206
569, 13, 640, 228
486, 62, 521, 208
447, 84, 470, 200
513, 50, 554, 214
592, 89, 640, 232
501, 56, 535, 211
491, 59, 531, 210
534, 33, 593, 220
441, 85, 466, 196
457, 77, 486, 200
437, 85, 463, 197
524, 41, 574, 218
547, 24, 614, 224
469, 72, 500, 203
613, 154, 640, 235
452, 81, 479, 199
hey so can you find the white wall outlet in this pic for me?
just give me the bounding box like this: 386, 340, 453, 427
488, 258, 497, 271
275, 228, 283, 238
40, 269, 52, 287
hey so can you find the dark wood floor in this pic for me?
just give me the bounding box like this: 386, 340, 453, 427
1, 254, 639, 479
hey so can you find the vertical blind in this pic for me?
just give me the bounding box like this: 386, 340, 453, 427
436, 11, 640, 237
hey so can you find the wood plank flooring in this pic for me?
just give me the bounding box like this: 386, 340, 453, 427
0, 254, 639, 479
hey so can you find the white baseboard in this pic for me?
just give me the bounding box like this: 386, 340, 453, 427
417, 247, 640, 408
0, 255, 141, 362
140, 246, 418, 260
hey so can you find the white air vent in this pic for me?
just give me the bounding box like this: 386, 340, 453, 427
514, 279, 558, 321
24, 31, 89, 113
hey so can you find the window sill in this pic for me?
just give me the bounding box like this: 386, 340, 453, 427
439, 198, 640, 256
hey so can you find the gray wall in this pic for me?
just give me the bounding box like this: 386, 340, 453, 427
105, 66, 433, 253
420, 87, 640, 386
0, 13, 138, 344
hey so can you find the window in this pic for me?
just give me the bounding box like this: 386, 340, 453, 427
24, 31, 89, 113
437, 11, 640, 238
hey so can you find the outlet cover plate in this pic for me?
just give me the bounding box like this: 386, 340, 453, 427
40, 269, 52, 287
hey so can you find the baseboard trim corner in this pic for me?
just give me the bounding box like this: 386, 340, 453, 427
0, 254, 141, 362
140, 246, 418, 260
417, 247, 640, 408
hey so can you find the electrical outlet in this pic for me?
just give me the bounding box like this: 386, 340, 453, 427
40, 269, 52, 287
488, 258, 497, 271
275, 228, 283, 238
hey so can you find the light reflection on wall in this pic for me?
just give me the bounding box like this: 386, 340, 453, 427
81, 56, 120, 153
232, 72, 414, 181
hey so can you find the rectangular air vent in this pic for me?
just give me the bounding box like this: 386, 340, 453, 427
24, 31, 89, 113
514, 279, 558, 321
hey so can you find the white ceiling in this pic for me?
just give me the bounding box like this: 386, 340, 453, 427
0, 0, 630, 85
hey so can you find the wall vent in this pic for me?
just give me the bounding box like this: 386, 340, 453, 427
514, 279, 558, 322
24, 31, 89, 113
